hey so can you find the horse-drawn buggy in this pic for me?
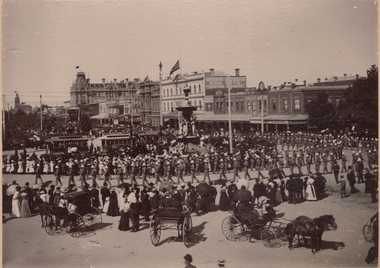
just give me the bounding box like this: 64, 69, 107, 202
221, 201, 287, 248
42, 191, 102, 237
150, 207, 192, 247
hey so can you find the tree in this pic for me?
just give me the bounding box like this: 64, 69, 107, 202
338, 64, 378, 135
306, 92, 338, 131
78, 114, 92, 134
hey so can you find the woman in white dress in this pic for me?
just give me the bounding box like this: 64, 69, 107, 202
11, 186, 21, 218
305, 177, 317, 201
17, 160, 24, 174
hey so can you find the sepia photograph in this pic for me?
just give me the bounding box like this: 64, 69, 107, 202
2, 0, 378, 267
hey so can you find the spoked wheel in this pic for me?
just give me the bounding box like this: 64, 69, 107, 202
150, 214, 161, 246
261, 228, 279, 248
83, 207, 102, 231
221, 216, 245, 241
44, 214, 56, 236
274, 226, 288, 245
183, 216, 193, 248
64, 213, 86, 238
324, 186, 333, 196
363, 225, 374, 242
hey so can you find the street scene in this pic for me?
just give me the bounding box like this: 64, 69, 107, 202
2, 1, 378, 268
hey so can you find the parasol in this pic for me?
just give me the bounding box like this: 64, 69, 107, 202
117, 182, 132, 189
212, 179, 228, 186
160, 181, 173, 192
6, 185, 17, 196
269, 168, 281, 178
236, 178, 250, 189
42, 180, 53, 188
196, 182, 211, 196
234, 189, 252, 202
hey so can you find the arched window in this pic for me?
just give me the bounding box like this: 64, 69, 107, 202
199, 100, 202, 109
167, 88, 169, 96
194, 85, 196, 93
176, 88, 178, 95
170, 88, 173, 96
171, 102, 173, 111
199, 85, 201, 93
164, 103, 166, 111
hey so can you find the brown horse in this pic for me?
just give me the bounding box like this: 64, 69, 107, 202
285, 215, 337, 253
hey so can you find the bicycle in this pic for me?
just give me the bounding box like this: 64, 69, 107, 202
363, 221, 374, 243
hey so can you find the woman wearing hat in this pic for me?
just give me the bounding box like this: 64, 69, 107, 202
107, 187, 120, 217
20, 188, 32, 218
11, 186, 21, 218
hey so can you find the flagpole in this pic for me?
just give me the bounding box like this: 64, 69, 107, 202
159, 62, 163, 129
2, 94, 6, 141
227, 76, 233, 153
179, 51, 182, 75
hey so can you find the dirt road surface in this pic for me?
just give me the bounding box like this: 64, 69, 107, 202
2, 149, 378, 268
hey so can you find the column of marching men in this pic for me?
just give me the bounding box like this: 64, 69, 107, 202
3, 130, 378, 230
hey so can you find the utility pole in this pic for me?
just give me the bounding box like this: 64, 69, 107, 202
40, 95, 43, 133
261, 95, 264, 133
227, 76, 233, 153
159, 62, 163, 128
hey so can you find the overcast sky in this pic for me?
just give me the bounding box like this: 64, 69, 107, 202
2, 0, 377, 107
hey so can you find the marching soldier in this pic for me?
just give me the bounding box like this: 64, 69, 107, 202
219, 159, 228, 180
203, 158, 211, 183
322, 154, 329, 174
141, 162, 149, 185
305, 154, 312, 175
232, 157, 241, 182
190, 160, 200, 183
154, 160, 162, 184
243, 156, 252, 180
296, 156, 303, 176
315, 153, 321, 174
213, 152, 219, 174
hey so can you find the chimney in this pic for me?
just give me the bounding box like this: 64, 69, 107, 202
355, 74, 359, 79
210, 68, 214, 77
344, 73, 347, 77
317, 78, 321, 83
334, 76, 338, 81
288, 82, 292, 84
235, 68, 240, 76
102, 78, 105, 88
303, 80, 306, 86
295, 79, 298, 82
291, 83, 296, 89
273, 86, 278, 90
283, 82, 286, 85
325, 78, 328, 81
114, 78, 117, 84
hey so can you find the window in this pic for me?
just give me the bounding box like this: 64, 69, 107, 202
247, 101, 251, 111
241, 100, 244, 111
284, 99, 288, 110
259, 100, 262, 111
167, 88, 169, 96
194, 85, 196, 93
164, 103, 166, 111
236, 101, 239, 111
199, 85, 201, 93
176, 88, 178, 95
170, 88, 173, 96
171, 102, 173, 111
294, 98, 300, 110
252, 101, 256, 112
216, 102, 219, 111
199, 100, 202, 109
226, 101, 229, 111
231, 101, 233, 112
272, 99, 276, 110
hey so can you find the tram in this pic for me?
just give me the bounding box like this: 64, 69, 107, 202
45, 135, 93, 155
92, 133, 133, 152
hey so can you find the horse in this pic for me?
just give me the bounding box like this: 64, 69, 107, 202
365, 246, 378, 264
35, 196, 55, 228
285, 215, 337, 253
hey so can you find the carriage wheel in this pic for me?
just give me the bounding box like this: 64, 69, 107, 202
363, 225, 374, 243
183, 216, 193, 248
150, 214, 161, 246
274, 226, 288, 245
64, 213, 86, 238
324, 186, 333, 196
261, 228, 279, 248
83, 207, 103, 231
44, 215, 56, 236
221, 216, 244, 241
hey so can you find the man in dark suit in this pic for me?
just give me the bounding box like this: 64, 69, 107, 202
347, 166, 359, 194
89, 184, 100, 209
100, 182, 110, 209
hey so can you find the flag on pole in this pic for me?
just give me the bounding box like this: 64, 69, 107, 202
169, 60, 180, 76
